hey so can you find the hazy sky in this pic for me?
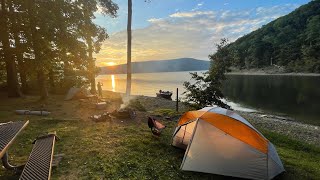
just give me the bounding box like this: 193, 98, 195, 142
94, 0, 310, 66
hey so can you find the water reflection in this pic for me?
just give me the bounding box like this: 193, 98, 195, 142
222, 75, 320, 125
111, 75, 115, 92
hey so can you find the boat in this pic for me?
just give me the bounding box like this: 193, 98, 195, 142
156, 90, 173, 100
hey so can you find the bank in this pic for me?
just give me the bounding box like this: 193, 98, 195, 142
0, 91, 319, 179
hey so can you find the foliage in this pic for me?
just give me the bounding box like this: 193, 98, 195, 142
0, 0, 118, 98
183, 39, 231, 109
227, 0, 320, 73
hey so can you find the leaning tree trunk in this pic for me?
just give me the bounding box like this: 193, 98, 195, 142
126, 0, 132, 97
0, 0, 22, 98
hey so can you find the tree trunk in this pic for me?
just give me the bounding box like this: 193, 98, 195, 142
126, 0, 132, 97
48, 69, 55, 93
37, 68, 48, 100
88, 38, 96, 94
19, 60, 28, 93
10, 2, 28, 94
27, 0, 48, 100
62, 49, 72, 90
0, 0, 22, 98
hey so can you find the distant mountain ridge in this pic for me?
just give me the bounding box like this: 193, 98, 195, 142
99, 58, 210, 74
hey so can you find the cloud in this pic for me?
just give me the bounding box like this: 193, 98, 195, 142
95, 4, 299, 66
147, 18, 164, 23
169, 11, 214, 18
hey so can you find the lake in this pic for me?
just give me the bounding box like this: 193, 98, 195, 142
96, 71, 320, 125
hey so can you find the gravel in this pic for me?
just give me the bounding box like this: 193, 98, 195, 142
238, 111, 320, 146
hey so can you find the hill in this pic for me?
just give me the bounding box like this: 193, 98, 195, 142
99, 58, 210, 74
227, 0, 320, 73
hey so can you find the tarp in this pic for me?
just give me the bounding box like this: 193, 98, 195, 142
64, 87, 91, 100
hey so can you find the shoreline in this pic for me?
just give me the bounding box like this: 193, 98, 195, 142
132, 95, 320, 147
227, 72, 320, 76
98, 70, 320, 76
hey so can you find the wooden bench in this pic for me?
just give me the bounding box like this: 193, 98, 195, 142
0, 121, 58, 179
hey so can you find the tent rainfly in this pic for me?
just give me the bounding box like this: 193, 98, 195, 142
64, 87, 92, 100
172, 106, 285, 180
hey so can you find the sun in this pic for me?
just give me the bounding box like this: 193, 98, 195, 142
103, 62, 117, 66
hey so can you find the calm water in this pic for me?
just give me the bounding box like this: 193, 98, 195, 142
96, 71, 320, 125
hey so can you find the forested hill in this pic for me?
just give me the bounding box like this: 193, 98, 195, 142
227, 0, 320, 73
100, 58, 210, 74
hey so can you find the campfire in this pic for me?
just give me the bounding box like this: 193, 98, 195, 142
110, 107, 136, 119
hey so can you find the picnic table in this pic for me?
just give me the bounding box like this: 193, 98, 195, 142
0, 121, 58, 180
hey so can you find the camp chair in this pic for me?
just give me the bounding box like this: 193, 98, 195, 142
147, 117, 166, 136
0, 121, 58, 179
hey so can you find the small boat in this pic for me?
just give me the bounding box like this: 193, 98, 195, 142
156, 90, 173, 100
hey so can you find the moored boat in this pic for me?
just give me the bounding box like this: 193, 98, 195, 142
156, 90, 173, 100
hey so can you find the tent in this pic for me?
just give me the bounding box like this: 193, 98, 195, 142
64, 87, 92, 100
172, 106, 285, 180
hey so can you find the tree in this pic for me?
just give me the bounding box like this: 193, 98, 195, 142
0, 0, 22, 97
227, 0, 320, 73
79, 0, 118, 94
0, 0, 118, 99
183, 39, 231, 109
126, 0, 132, 97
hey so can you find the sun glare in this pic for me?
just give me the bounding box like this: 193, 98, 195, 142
105, 62, 117, 66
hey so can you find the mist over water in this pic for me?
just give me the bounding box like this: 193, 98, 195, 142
96, 71, 320, 125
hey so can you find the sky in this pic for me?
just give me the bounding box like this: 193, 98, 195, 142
93, 0, 310, 67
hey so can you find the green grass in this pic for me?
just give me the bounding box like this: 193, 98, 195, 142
152, 108, 182, 117
261, 130, 320, 179
0, 95, 319, 179
128, 99, 146, 112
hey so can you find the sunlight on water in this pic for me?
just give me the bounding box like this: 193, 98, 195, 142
111, 75, 115, 92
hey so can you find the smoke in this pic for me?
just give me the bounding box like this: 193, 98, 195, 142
119, 95, 136, 109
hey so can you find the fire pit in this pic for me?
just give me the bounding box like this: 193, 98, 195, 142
110, 108, 136, 119
89, 112, 111, 122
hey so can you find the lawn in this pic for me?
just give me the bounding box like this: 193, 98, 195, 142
0, 94, 319, 179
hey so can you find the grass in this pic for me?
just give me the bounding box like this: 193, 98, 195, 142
152, 108, 182, 117
127, 99, 146, 112
261, 130, 320, 179
0, 94, 319, 179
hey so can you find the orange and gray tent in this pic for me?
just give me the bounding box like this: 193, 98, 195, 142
172, 106, 285, 180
